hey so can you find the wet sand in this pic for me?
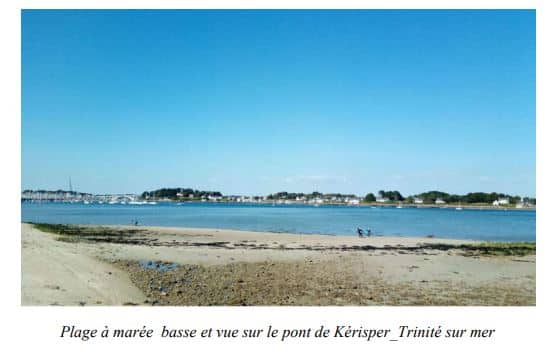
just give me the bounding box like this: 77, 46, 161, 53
21, 223, 535, 306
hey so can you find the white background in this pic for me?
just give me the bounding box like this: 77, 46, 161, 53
1, 1, 551, 353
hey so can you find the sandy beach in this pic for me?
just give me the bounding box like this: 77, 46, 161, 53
21, 222, 535, 306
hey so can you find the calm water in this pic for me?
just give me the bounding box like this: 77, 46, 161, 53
21, 202, 535, 242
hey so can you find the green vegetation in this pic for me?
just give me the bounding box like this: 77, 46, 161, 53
141, 188, 222, 200
360, 190, 536, 205
415, 190, 452, 203
23, 187, 536, 207
377, 190, 404, 201
364, 193, 376, 203
411, 191, 531, 204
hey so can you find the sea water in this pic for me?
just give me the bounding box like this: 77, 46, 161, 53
21, 202, 535, 242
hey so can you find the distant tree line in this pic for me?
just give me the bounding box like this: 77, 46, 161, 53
413, 191, 524, 204
363, 190, 535, 205
363, 190, 405, 203
141, 188, 222, 200
378, 190, 405, 201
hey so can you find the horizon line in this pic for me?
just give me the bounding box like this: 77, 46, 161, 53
20, 187, 537, 198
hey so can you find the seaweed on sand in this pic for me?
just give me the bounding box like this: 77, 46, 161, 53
30, 223, 536, 256
30, 223, 146, 243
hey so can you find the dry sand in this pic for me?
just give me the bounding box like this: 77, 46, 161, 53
21, 223, 145, 305
21, 223, 535, 306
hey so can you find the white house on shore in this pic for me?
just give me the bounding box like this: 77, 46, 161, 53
414, 197, 424, 204
493, 197, 510, 206
435, 198, 446, 204
499, 197, 510, 205
376, 197, 390, 203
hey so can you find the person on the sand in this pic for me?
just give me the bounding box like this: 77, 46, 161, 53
357, 228, 364, 237
366, 229, 371, 237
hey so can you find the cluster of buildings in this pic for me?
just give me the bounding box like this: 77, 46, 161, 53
22, 190, 93, 202
21, 190, 140, 204
266, 195, 362, 205
493, 197, 533, 208
22, 190, 362, 205
375, 197, 450, 204
175, 194, 362, 205
203, 195, 362, 205
373, 196, 533, 208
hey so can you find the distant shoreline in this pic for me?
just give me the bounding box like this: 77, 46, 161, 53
361, 203, 536, 211
21, 199, 536, 211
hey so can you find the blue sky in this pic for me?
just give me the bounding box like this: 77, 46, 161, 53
22, 10, 536, 196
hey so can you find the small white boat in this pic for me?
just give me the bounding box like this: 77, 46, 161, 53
148, 201, 157, 205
